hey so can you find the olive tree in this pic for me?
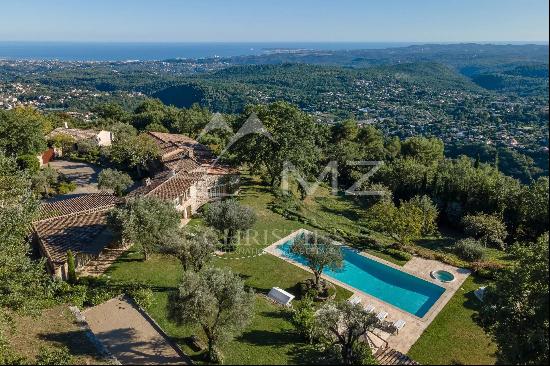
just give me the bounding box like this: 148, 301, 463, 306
108, 197, 181, 260
159, 227, 217, 272
31, 166, 59, 197
168, 268, 255, 363
314, 301, 378, 365
203, 199, 256, 249
98, 168, 133, 196
290, 233, 343, 292
110, 133, 160, 176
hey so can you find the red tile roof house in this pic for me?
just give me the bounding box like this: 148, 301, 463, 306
31, 131, 239, 279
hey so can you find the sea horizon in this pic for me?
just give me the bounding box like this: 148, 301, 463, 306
0, 40, 547, 61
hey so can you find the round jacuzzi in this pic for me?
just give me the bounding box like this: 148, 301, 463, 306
431, 270, 455, 283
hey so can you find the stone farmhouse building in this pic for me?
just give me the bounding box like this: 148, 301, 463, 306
42, 124, 113, 164
31, 131, 239, 279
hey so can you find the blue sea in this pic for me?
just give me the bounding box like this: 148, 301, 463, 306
0, 41, 419, 61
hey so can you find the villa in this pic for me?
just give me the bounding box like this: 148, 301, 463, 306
31, 131, 238, 279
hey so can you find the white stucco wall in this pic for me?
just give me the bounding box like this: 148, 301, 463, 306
96, 130, 113, 146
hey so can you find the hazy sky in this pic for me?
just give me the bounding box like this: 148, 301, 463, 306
0, 0, 548, 42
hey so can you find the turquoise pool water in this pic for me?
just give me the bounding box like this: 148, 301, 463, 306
278, 236, 446, 317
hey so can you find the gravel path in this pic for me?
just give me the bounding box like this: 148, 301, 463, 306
83, 297, 189, 365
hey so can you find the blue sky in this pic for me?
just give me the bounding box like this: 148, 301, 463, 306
0, 0, 548, 42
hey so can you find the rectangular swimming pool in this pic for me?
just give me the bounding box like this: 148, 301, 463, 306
277, 235, 445, 317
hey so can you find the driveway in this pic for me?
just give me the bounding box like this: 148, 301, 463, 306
83, 296, 189, 365
48, 160, 101, 194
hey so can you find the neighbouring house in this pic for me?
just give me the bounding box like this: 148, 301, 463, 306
31, 193, 121, 279
46, 124, 113, 157
33, 131, 239, 278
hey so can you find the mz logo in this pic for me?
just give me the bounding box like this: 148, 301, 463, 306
281, 160, 384, 197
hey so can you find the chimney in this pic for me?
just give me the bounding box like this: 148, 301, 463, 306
144, 178, 152, 186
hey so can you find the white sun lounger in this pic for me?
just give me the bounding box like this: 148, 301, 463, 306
376, 311, 388, 322
364, 304, 375, 313
392, 319, 406, 334
348, 295, 362, 305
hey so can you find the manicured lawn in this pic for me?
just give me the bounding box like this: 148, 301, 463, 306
105, 247, 351, 364
105, 175, 497, 364
408, 275, 497, 365
104, 177, 353, 364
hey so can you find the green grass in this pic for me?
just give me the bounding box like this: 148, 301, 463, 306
104, 177, 353, 364
408, 275, 497, 365
105, 248, 351, 364
104, 175, 498, 364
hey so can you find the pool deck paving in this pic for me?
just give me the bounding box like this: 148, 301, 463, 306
264, 229, 470, 354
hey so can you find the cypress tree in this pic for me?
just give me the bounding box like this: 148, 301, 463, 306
66, 250, 77, 284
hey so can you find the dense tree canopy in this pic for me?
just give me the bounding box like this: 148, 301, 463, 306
462, 213, 508, 249
401, 136, 445, 165
479, 233, 549, 364
0, 153, 52, 361
0, 107, 48, 157
233, 102, 322, 187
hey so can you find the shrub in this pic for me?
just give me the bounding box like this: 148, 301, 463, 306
383, 248, 413, 261
291, 296, 316, 343
16, 154, 40, 173
52, 281, 88, 307
462, 213, 508, 249
36, 346, 72, 365
471, 261, 506, 279
350, 342, 378, 365
454, 238, 486, 261
84, 286, 117, 306
128, 286, 154, 309
57, 181, 76, 194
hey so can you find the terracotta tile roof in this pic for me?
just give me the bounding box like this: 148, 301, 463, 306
162, 154, 201, 173
128, 170, 205, 201
158, 141, 183, 159
148, 131, 198, 145
147, 131, 215, 164
33, 209, 114, 266
47, 127, 98, 141
147, 172, 204, 200
126, 170, 174, 198
37, 193, 120, 220
206, 165, 239, 175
